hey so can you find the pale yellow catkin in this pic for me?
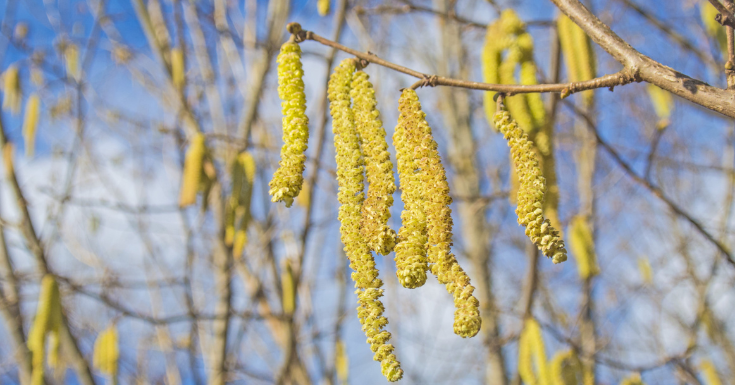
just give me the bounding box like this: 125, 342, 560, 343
65, 44, 80, 81
171, 48, 185, 90
637, 257, 652, 285
557, 15, 596, 106
701, 2, 729, 58
318, 0, 330, 16
93, 325, 119, 379
619, 373, 645, 385
518, 318, 549, 385
549, 350, 583, 385
335, 339, 349, 384
3, 65, 21, 115
281, 259, 296, 315
230, 152, 256, 257
699, 359, 722, 385
646, 84, 673, 129
23, 94, 41, 158
179, 133, 206, 207
567, 215, 599, 279
27, 275, 62, 385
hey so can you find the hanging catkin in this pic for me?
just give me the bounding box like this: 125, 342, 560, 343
269, 41, 309, 207
3, 65, 21, 115
23, 93, 41, 158
620, 373, 645, 385
495, 108, 567, 263
701, 2, 729, 58
171, 48, 185, 91
351, 70, 397, 256
699, 359, 722, 385
317, 0, 330, 16
568, 215, 599, 279
27, 275, 63, 385
93, 324, 119, 380
229, 152, 256, 257
398, 89, 482, 338
179, 133, 206, 207
549, 350, 583, 385
557, 15, 597, 106
281, 259, 296, 315
65, 44, 80, 81
335, 339, 349, 384
328, 58, 402, 382
518, 318, 549, 385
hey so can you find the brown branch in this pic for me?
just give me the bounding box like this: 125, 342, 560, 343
708, 0, 735, 28
287, 24, 637, 97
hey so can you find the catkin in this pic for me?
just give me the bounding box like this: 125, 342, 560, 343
481, 21, 509, 130
179, 133, 206, 207
549, 350, 583, 385
269, 42, 309, 208
620, 373, 645, 385
557, 15, 596, 106
93, 325, 119, 379
646, 84, 673, 128
399, 89, 482, 338
229, 152, 256, 257
328, 58, 402, 382
351, 71, 397, 256
518, 318, 549, 385
281, 259, 296, 315
65, 44, 80, 81
701, 2, 729, 58
3, 65, 21, 115
23, 94, 41, 158
699, 359, 722, 385
28, 275, 62, 385
335, 339, 349, 384
568, 215, 599, 279
637, 257, 652, 285
171, 48, 185, 90
393, 91, 429, 289
494, 109, 567, 263
318, 0, 330, 16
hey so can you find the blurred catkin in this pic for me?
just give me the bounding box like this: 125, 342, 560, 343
637, 257, 653, 285
27, 275, 62, 385
699, 359, 722, 385
335, 339, 349, 384
568, 215, 599, 279
270, 42, 309, 208
701, 2, 729, 58
65, 44, 80, 81
93, 325, 119, 380
351, 70, 397, 256
494, 109, 567, 263
171, 48, 185, 91
549, 350, 583, 385
398, 89, 481, 338
646, 84, 673, 129
328, 59, 402, 382
518, 318, 549, 385
557, 15, 597, 106
317, 0, 330, 16
3, 65, 21, 115
179, 133, 206, 207
620, 373, 645, 385
229, 152, 256, 257
23, 94, 41, 158
281, 259, 296, 315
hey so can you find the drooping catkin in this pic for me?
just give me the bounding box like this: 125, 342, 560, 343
494, 109, 567, 263
351, 70, 397, 256
568, 215, 599, 279
179, 133, 206, 207
3, 65, 21, 115
399, 89, 481, 338
328, 59, 402, 382
481, 21, 508, 130
229, 152, 256, 257
269, 42, 309, 208
65, 44, 80, 81
699, 359, 722, 385
549, 350, 583, 385
518, 318, 549, 385
281, 259, 296, 315
619, 373, 645, 385
335, 339, 349, 384
557, 15, 597, 106
23, 94, 41, 158
646, 84, 673, 129
171, 48, 185, 91
317, 0, 330, 16
27, 275, 62, 385
637, 257, 652, 285
701, 2, 729, 58
393, 92, 429, 289
93, 325, 119, 379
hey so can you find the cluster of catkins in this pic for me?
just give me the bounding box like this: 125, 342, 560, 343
268, 33, 483, 381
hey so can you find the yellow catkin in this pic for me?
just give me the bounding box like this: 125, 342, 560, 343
3, 65, 21, 115
328, 59, 402, 382
269, 42, 309, 207
335, 339, 349, 384
179, 133, 206, 207
399, 89, 482, 338
568, 215, 599, 279
27, 275, 62, 385
171, 48, 185, 90
481, 20, 510, 130
701, 2, 729, 57
558, 15, 596, 106
296, 182, 311, 208
646, 84, 673, 129
317, 0, 330, 16
638, 257, 653, 285
619, 373, 645, 385
699, 359, 722, 385
93, 325, 119, 378
23, 94, 41, 158
393, 91, 430, 289
518, 318, 549, 385
229, 152, 256, 257
352, 70, 397, 256
65, 44, 80, 81
281, 259, 296, 315
495, 109, 567, 263
549, 350, 583, 385
3, 143, 15, 179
